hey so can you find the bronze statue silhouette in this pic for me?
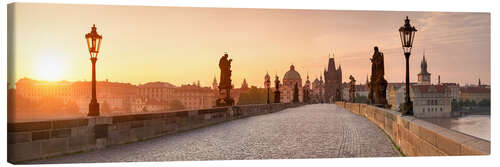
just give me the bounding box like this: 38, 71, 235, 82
274, 75, 281, 103
218, 53, 232, 89
349, 75, 356, 103
368, 47, 389, 107
216, 52, 234, 107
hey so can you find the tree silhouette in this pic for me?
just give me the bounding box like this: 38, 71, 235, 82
168, 99, 185, 111
101, 100, 111, 114
237, 86, 273, 105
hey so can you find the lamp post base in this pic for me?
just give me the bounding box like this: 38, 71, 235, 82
401, 101, 413, 116
88, 101, 100, 117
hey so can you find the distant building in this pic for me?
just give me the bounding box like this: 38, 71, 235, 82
342, 82, 349, 101
282, 65, 302, 103
310, 76, 324, 103
342, 82, 369, 102
355, 84, 369, 98
138, 81, 175, 101
324, 55, 342, 102
174, 84, 216, 110
135, 82, 176, 112
15, 78, 137, 114
459, 86, 490, 103
417, 54, 431, 85
130, 97, 166, 113
411, 85, 452, 118
441, 83, 459, 101
386, 82, 405, 101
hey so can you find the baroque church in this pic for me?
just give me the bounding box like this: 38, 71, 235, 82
281, 65, 303, 103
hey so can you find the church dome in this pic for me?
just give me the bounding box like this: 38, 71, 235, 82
283, 65, 301, 80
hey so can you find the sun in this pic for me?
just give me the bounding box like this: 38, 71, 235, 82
36, 53, 66, 81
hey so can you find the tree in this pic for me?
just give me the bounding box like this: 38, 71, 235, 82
101, 100, 111, 114
471, 100, 477, 106
464, 99, 472, 107
237, 86, 273, 105
354, 95, 369, 104
64, 100, 80, 114
168, 99, 185, 111
37, 96, 65, 114
451, 99, 461, 111
478, 99, 490, 107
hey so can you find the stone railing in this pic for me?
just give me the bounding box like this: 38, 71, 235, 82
7, 103, 302, 163
335, 101, 490, 156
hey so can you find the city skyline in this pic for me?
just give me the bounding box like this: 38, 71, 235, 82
8, 3, 490, 88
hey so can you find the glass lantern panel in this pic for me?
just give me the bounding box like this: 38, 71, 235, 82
91, 37, 96, 52
86, 37, 92, 52
96, 37, 102, 53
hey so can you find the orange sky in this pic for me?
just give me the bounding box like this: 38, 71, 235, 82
7, 3, 490, 88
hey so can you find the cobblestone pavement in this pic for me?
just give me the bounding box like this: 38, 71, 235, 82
30, 104, 401, 164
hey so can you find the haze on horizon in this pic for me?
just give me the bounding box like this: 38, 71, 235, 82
7, 3, 490, 88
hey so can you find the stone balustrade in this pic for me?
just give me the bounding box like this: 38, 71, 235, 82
335, 101, 490, 156
7, 103, 302, 163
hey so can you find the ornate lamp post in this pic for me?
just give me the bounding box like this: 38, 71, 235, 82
264, 72, 271, 104
85, 24, 103, 116
399, 16, 417, 115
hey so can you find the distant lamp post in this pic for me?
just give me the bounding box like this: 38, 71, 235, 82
85, 24, 103, 116
399, 16, 417, 115
265, 72, 271, 104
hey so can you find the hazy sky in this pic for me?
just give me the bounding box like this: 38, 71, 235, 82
8, 3, 490, 87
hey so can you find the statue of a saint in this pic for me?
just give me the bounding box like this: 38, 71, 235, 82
219, 53, 232, 89
274, 75, 281, 103
216, 52, 234, 107
369, 46, 389, 107
349, 75, 356, 103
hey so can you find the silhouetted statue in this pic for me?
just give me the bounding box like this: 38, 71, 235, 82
274, 75, 281, 103
293, 83, 299, 103
335, 88, 342, 102
303, 87, 310, 104
349, 75, 356, 103
368, 47, 389, 107
216, 52, 235, 107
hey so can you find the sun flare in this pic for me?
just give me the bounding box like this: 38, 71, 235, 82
36, 53, 65, 81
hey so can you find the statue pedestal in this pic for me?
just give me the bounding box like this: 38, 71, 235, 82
216, 96, 234, 107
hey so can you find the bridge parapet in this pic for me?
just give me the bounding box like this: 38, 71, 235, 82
338, 102, 490, 156
7, 103, 302, 163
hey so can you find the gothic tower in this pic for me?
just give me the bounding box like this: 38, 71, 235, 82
212, 76, 218, 90
417, 53, 431, 85
324, 53, 343, 102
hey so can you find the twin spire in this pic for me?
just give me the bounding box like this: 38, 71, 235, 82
329, 52, 335, 58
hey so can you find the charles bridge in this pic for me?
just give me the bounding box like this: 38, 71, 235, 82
7, 102, 490, 164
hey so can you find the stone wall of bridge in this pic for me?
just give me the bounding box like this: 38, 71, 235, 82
336, 101, 490, 156
7, 103, 302, 163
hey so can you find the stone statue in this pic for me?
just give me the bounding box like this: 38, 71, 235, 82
349, 75, 356, 103
303, 86, 310, 104
216, 52, 234, 107
274, 75, 281, 103
218, 53, 232, 89
368, 47, 389, 107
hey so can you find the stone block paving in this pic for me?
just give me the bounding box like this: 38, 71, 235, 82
29, 104, 400, 164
